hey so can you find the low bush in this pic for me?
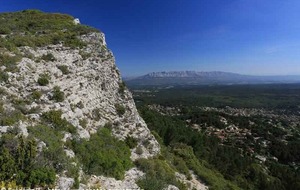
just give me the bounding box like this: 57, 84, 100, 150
118, 82, 126, 94
0, 53, 21, 72
72, 127, 132, 180
115, 104, 126, 116
37, 74, 50, 86
41, 110, 76, 133
0, 71, 9, 83
28, 124, 78, 177
51, 86, 64, 102
57, 65, 69, 75
31, 90, 42, 100
135, 158, 186, 190
171, 143, 240, 190
41, 53, 56, 62
79, 119, 88, 128
0, 110, 24, 126
125, 136, 138, 149
28, 124, 63, 149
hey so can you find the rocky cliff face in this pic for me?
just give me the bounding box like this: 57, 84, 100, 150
11, 32, 160, 159
0, 10, 159, 189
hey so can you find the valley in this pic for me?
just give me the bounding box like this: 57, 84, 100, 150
130, 83, 300, 189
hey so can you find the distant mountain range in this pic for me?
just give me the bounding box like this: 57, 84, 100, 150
124, 71, 300, 86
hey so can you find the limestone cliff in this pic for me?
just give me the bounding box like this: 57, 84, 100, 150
0, 10, 159, 189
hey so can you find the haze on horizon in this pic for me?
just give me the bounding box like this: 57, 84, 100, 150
1, 0, 300, 77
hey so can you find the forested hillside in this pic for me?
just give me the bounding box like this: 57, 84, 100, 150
133, 84, 300, 189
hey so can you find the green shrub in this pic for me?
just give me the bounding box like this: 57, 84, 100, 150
0, 134, 56, 188
41, 53, 56, 62
171, 143, 240, 190
0, 53, 21, 72
41, 110, 76, 133
79, 119, 88, 128
37, 74, 50, 86
28, 124, 77, 176
27, 167, 56, 188
125, 136, 138, 149
0, 110, 24, 126
51, 86, 64, 102
72, 127, 132, 180
31, 90, 42, 100
12, 98, 29, 114
57, 65, 69, 75
137, 176, 166, 190
0, 101, 4, 114
0, 27, 10, 34
135, 158, 186, 190
0, 71, 9, 83
79, 51, 91, 60
118, 82, 126, 94
115, 104, 126, 116
28, 124, 63, 148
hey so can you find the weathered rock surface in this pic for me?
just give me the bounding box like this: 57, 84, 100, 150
1, 30, 160, 187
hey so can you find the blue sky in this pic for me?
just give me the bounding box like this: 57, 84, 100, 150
1, 0, 300, 76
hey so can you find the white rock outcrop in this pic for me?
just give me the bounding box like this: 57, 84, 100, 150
1, 31, 160, 187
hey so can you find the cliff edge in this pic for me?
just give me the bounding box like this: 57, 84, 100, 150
0, 10, 159, 189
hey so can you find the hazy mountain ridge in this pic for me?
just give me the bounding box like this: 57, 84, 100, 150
125, 71, 300, 86
144, 71, 241, 78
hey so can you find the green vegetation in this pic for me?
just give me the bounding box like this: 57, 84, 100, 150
72, 127, 132, 180
0, 109, 24, 126
31, 90, 42, 100
28, 124, 79, 181
115, 104, 126, 116
41, 110, 76, 133
28, 124, 63, 150
138, 106, 299, 189
41, 53, 56, 62
118, 82, 126, 94
0, 134, 56, 188
57, 65, 70, 74
132, 84, 300, 111
0, 53, 21, 72
125, 136, 138, 149
51, 86, 65, 102
0, 71, 9, 83
171, 143, 240, 190
79, 118, 88, 128
79, 50, 91, 60
136, 158, 187, 190
37, 74, 50, 86
133, 84, 300, 190
0, 10, 99, 50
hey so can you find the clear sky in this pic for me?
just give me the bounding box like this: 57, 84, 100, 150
1, 0, 300, 76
